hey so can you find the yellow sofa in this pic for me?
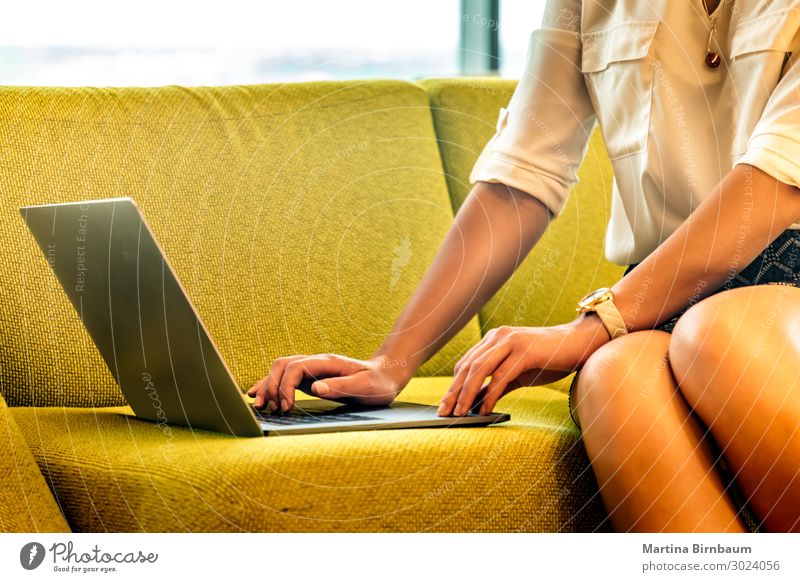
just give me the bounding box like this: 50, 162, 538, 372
0, 78, 625, 532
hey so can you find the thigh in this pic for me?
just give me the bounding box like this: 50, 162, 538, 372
669, 284, 800, 531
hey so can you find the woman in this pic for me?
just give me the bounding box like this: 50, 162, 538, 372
250, 0, 800, 532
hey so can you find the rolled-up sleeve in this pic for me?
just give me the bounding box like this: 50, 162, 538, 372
470, 0, 597, 219
734, 41, 800, 190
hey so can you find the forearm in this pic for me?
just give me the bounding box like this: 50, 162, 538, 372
609, 163, 800, 333
373, 181, 553, 382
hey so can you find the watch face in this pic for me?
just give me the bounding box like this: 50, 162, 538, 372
576, 287, 614, 313
580, 287, 609, 306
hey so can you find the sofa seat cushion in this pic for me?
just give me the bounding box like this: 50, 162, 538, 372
11, 376, 609, 532
0, 392, 70, 532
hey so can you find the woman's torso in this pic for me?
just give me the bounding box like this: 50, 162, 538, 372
578, 0, 800, 264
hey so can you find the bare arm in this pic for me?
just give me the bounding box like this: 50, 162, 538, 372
249, 180, 555, 412
610, 164, 800, 333
437, 164, 800, 417
250, 0, 596, 413
373, 180, 553, 379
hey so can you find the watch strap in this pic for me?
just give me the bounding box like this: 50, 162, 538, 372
594, 299, 629, 339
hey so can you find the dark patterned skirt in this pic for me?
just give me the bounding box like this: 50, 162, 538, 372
627, 227, 800, 333
567, 227, 800, 532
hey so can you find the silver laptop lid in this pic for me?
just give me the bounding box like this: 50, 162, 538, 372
20, 198, 263, 437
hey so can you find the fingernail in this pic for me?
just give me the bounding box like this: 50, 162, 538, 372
454, 405, 462, 416
268, 400, 278, 413
280, 399, 289, 412
437, 404, 448, 416
314, 382, 329, 396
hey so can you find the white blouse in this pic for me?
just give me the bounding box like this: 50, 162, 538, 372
470, 0, 800, 265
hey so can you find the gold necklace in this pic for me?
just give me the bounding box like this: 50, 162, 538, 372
702, 0, 722, 69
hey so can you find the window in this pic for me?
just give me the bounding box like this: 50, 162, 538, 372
1, 0, 459, 86
0, 1, 545, 86
499, 1, 547, 77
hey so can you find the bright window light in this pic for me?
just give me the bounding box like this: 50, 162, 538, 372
499, 1, 546, 77
0, 0, 460, 86
0, 1, 546, 86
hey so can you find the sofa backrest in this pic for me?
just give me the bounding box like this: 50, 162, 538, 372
0, 81, 482, 407
0, 392, 70, 532
419, 78, 626, 331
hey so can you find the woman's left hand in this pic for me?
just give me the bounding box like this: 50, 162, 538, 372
438, 314, 610, 416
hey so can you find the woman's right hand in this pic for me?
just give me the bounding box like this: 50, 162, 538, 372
247, 353, 410, 413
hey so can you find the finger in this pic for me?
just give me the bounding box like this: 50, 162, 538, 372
251, 377, 271, 411
479, 356, 526, 415
453, 328, 499, 376
252, 356, 299, 411
453, 344, 510, 415
311, 371, 377, 402
439, 339, 497, 416
453, 343, 481, 378
246, 380, 259, 397
247, 358, 288, 410
453, 329, 499, 376
472, 385, 491, 414
439, 354, 478, 416
277, 359, 316, 412
262, 373, 282, 412
276, 355, 363, 412
296, 354, 365, 387
454, 343, 511, 416
247, 376, 265, 399
439, 365, 474, 415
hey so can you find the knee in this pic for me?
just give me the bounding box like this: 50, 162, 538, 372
669, 285, 800, 409
669, 286, 784, 384
574, 330, 672, 426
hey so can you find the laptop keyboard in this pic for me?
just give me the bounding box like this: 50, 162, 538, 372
252, 406, 379, 426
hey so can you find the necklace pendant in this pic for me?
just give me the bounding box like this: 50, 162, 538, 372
705, 50, 721, 69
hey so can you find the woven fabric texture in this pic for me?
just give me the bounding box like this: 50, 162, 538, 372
0, 392, 70, 532
11, 376, 609, 533
0, 82, 482, 407
418, 78, 627, 330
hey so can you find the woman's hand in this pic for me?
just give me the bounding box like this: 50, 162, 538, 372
248, 353, 411, 413
438, 314, 610, 417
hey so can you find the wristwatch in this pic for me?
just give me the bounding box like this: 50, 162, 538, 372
576, 287, 628, 339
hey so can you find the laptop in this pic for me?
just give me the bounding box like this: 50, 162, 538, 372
20, 198, 510, 436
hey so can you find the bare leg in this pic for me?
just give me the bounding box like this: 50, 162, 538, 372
669, 285, 800, 532
573, 330, 746, 532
